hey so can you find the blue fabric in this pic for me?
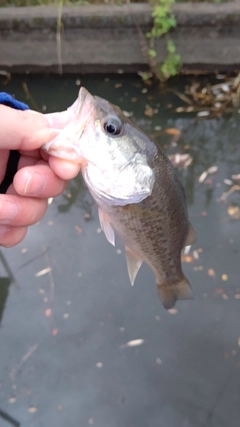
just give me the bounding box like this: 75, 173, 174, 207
0, 92, 29, 110
0, 92, 29, 193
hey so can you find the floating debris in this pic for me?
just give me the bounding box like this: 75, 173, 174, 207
168, 153, 193, 170
181, 254, 194, 263
227, 206, 240, 219
219, 184, 240, 201
174, 73, 240, 117
123, 110, 133, 118
222, 274, 228, 281
96, 362, 103, 368
184, 245, 191, 255
28, 407, 37, 414
121, 339, 144, 349
45, 309, 52, 317
165, 128, 181, 136
144, 105, 154, 117
193, 250, 199, 260
156, 358, 162, 365
232, 174, 240, 184
208, 268, 216, 277
35, 267, 52, 277
199, 166, 218, 183
197, 111, 210, 117
224, 179, 233, 186
75, 225, 82, 234
208, 166, 218, 174
168, 308, 178, 314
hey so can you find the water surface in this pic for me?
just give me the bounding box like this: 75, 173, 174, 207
0, 74, 240, 427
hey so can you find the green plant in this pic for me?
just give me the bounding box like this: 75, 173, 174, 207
145, 0, 181, 82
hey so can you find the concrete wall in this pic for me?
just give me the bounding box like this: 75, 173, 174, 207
0, 3, 240, 74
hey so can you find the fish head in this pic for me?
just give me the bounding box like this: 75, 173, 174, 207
42, 87, 155, 206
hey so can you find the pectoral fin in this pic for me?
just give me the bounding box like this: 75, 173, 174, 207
98, 208, 115, 246
125, 247, 142, 286
184, 222, 197, 247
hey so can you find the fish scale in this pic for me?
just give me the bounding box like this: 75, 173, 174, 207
102, 147, 188, 287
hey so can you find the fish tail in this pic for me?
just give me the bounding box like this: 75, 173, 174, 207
157, 276, 193, 310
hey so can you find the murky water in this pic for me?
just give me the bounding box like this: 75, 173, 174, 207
0, 74, 240, 427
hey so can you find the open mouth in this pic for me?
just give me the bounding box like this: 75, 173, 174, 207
41, 87, 95, 162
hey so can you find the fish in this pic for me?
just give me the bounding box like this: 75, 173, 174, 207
42, 87, 196, 310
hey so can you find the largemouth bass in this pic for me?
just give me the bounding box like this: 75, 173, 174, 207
42, 87, 196, 310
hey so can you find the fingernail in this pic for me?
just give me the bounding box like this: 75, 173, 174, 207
0, 225, 11, 235
24, 172, 46, 195
0, 201, 18, 222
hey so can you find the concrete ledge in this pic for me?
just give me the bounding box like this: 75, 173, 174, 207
1, 3, 240, 74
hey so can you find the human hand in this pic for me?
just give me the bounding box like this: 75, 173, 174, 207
0, 105, 80, 248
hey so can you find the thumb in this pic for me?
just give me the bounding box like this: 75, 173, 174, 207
0, 105, 73, 151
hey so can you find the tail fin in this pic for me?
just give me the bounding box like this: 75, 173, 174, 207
157, 276, 193, 310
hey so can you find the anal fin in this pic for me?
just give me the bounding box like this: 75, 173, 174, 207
98, 208, 115, 246
157, 276, 193, 310
184, 222, 197, 247
125, 247, 142, 286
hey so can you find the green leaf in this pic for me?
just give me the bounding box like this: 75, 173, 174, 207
148, 49, 157, 58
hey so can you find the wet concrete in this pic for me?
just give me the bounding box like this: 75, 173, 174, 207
1, 4, 240, 73
0, 74, 240, 427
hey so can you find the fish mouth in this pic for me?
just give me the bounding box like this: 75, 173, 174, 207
42, 87, 95, 162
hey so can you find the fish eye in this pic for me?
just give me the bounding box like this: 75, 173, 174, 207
102, 116, 123, 136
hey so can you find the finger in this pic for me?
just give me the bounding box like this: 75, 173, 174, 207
0, 193, 48, 227
17, 152, 78, 187
0, 225, 28, 248
17, 155, 38, 170
0, 106, 74, 151
0, 150, 10, 183
18, 149, 41, 159
45, 110, 75, 129
14, 161, 67, 198
48, 156, 81, 180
